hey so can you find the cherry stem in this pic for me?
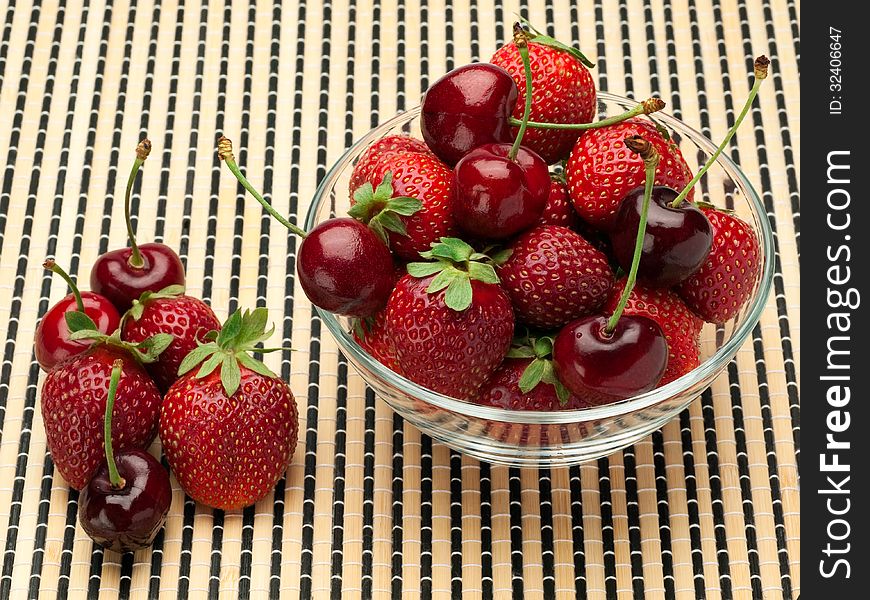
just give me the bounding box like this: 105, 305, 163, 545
606, 136, 659, 334
104, 360, 126, 489
508, 23, 533, 162
218, 137, 308, 239
43, 259, 85, 313
670, 55, 769, 208
124, 140, 152, 269
509, 97, 665, 130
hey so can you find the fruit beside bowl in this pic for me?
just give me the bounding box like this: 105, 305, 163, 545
302, 97, 773, 467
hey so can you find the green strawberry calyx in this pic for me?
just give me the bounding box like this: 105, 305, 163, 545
347, 171, 423, 247
506, 333, 571, 405
519, 18, 595, 68
406, 237, 500, 312
177, 307, 286, 398
67, 323, 174, 365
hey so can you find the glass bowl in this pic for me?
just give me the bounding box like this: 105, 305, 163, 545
304, 93, 774, 467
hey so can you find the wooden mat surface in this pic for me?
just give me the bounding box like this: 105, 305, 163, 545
0, 0, 800, 597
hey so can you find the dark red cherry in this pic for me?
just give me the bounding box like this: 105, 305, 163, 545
78, 449, 172, 553
297, 217, 396, 318
453, 143, 550, 239
35, 291, 121, 372
421, 63, 519, 166
610, 186, 714, 287
90, 242, 186, 312
552, 314, 668, 405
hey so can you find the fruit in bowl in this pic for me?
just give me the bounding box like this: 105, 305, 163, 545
224, 24, 772, 466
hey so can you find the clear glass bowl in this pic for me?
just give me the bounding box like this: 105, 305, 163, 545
304, 93, 774, 467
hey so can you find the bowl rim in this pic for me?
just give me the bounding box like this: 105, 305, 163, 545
305, 92, 775, 424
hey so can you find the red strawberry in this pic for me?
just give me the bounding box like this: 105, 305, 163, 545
40, 345, 163, 490
353, 308, 403, 375
497, 225, 614, 329
677, 208, 761, 324
605, 278, 703, 385
350, 152, 456, 262
160, 308, 298, 510
385, 239, 514, 400
122, 285, 221, 393
491, 27, 596, 164
566, 118, 694, 230
538, 176, 580, 229
349, 135, 432, 196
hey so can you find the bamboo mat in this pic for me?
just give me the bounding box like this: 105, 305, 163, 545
0, 0, 800, 598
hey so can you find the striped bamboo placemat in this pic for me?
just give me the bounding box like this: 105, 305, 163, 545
0, 0, 800, 597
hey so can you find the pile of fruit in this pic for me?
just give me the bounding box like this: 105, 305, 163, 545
228, 23, 769, 410
36, 142, 298, 552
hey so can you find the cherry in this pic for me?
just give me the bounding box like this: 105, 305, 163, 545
78, 361, 171, 553
90, 140, 185, 312
421, 63, 518, 166
552, 136, 668, 403
218, 138, 395, 318
454, 143, 549, 239
35, 260, 121, 372
297, 218, 396, 316
610, 186, 713, 287
553, 315, 668, 405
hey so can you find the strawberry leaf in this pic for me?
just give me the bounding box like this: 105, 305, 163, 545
136, 333, 174, 362
518, 358, 547, 393
420, 237, 474, 263
533, 336, 554, 358
426, 267, 460, 294
373, 171, 395, 199
65, 311, 98, 333
368, 219, 389, 246
406, 261, 447, 278
443, 277, 473, 312
218, 309, 243, 345
68, 328, 106, 341
237, 307, 269, 346
177, 343, 219, 376
467, 262, 499, 285
373, 211, 408, 237
221, 353, 242, 397
490, 248, 513, 265
386, 197, 423, 216
236, 351, 278, 379
196, 352, 223, 378
506, 346, 536, 359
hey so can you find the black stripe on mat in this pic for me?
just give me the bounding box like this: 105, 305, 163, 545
330, 3, 356, 598
203, 2, 233, 595
0, 2, 64, 597
538, 467, 555, 599
622, 447, 646, 599
27, 2, 90, 592
420, 435, 433, 599
568, 467, 586, 598
0, 0, 16, 95
685, 2, 734, 593
597, 458, 617, 599
757, 0, 801, 464
146, 0, 185, 591
234, 5, 260, 598
175, 2, 211, 595
508, 468, 524, 599
479, 461, 493, 600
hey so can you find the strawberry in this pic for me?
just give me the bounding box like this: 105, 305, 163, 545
353, 308, 403, 375
677, 208, 761, 324
475, 335, 589, 410
566, 117, 694, 230
40, 344, 165, 490
605, 278, 703, 385
350, 152, 456, 262
538, 175, 580, 229
160, 308, 298, 510
385, 238, 514, 400
121, 285, 221, 393
349, 134, 432, 196
490, 24, 596, 164
497, 224, 613, 329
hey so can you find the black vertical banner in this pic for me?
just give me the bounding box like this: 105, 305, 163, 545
803, 3, 869, 597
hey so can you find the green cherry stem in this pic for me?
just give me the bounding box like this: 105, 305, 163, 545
606, 136, 659, 334
218, 137, 308, 239
124, 139, 152, 269
508, 23, 534, 162
43, 259, 85, 313
509, 97, 665, 130
104, 359, 125, 489
670, 55, 769, 207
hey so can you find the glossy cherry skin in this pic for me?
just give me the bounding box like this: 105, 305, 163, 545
553, 314, 668, 405
610, 186, 713, 287
34, 292, 121, 372
90, 242, 186, 312
78, 449, 172, 553
297, 218, 396, 318
421, 63, 519, 166
453, 143, 550, 239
